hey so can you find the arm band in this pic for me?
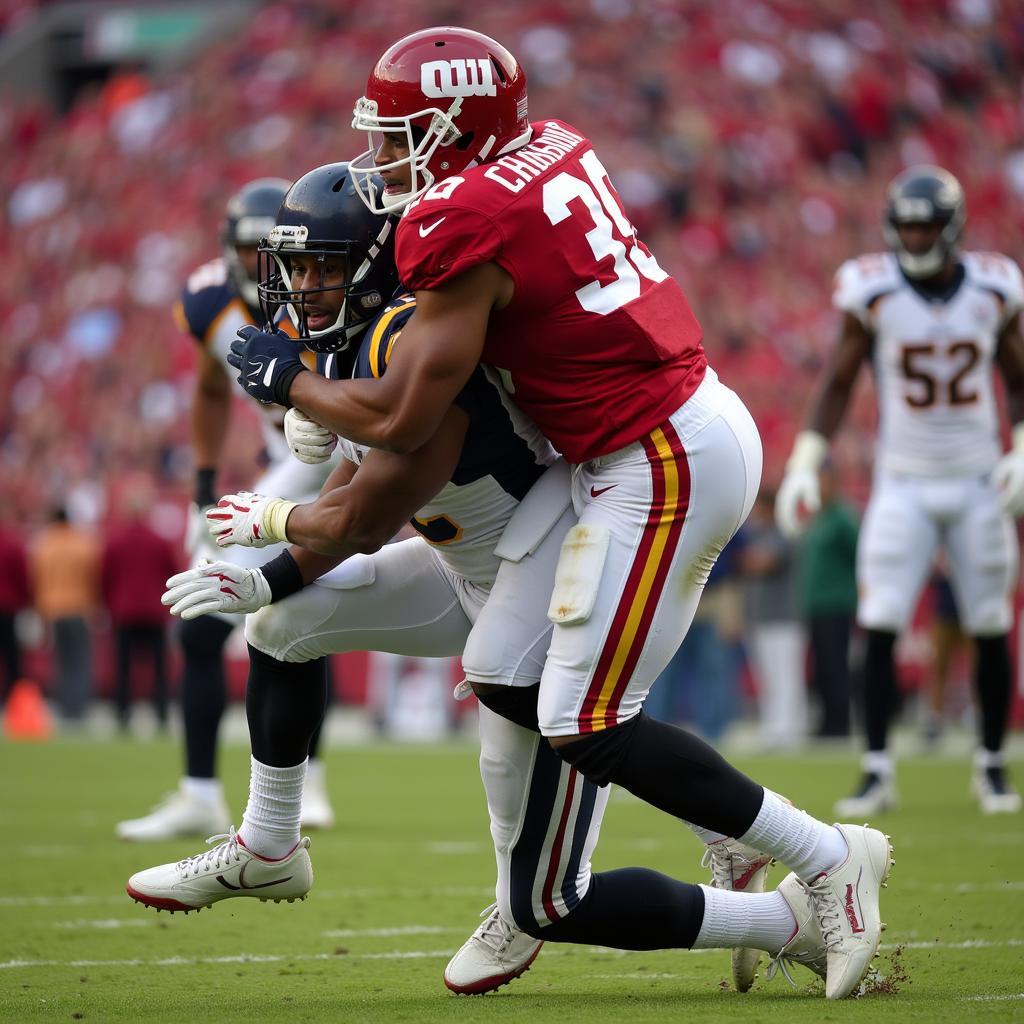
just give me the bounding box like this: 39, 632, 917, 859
195, 467, 217, 509
260, 550, 305, 603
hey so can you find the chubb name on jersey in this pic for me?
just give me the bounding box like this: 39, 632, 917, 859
834, 250, 1024, 477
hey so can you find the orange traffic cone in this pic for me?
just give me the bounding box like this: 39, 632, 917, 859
3, 679, 54, 740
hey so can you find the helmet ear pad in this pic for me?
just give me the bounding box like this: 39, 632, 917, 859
257, 162, 399, 354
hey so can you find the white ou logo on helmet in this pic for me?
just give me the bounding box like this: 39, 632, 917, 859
420, 59, 497, 99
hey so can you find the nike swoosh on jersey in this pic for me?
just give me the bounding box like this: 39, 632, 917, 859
590, 484, 617, 498
262, 358, 278, 388
419, 217, 446, 238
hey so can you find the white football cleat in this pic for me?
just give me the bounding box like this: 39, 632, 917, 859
804, 823, 893, 999
766, 871, 827, 985
444, 904, 543, 995
116, 784, 231, 842
126, 829, 312, 912
301, 759, 336, 830
701, 838, 773, 991
971, 762, 1022, 815
834, 772, 898, 819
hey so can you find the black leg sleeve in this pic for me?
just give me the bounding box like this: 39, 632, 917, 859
862, 628, 898, 752
528, 868, 705, 949
974, 634, 1012, 753
179, 616, 234, 778
557, 712, 765, 839
246, 645, 327, 767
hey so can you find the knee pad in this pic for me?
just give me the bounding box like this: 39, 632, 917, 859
553, 713, 643, 787
178, 615, 233, 661
474, 683, 541, 733
245, 603, 314, 663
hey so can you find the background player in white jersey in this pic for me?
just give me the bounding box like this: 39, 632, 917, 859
128, 162, 844, 999
116, 180, 339, 841
224, 28, 894, 1001
776, 166, 1024, 816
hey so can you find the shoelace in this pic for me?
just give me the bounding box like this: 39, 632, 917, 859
473, 903, 515, 955
803, 874, 843, 951
177, 827, 242, 878
700, 845, 736, 889
765, 877, 829, 988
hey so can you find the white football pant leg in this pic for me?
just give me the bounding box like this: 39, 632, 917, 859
537, 373, 762, 736
245, 537, 473, 662
479, 704, 610, 932
856, 474, 940, 633
944, 476, 1018, 636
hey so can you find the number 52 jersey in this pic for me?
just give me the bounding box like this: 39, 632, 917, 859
834, 250, 1024, 477
396, 120, 708, 464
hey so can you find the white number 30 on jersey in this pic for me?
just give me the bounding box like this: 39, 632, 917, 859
543, 150, 667, 315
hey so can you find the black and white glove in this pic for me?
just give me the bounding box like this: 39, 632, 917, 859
162, 560, 272, 620
284, 407, 337, 464
227, 325, 308, 406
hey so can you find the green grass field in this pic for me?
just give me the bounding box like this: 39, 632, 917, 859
1, 736, 1022, 1023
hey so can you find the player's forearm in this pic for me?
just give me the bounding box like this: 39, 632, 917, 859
289, 372, 441, 454
287, 545, 347, 584
283, 488, 400, 559
191, 388, 232, 470
807, 377, 855, 440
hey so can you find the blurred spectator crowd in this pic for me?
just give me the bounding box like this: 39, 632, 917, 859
4, 0, 1024, 526
1, 0, 1022, 735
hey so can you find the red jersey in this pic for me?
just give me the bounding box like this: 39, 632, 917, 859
396, 119, 707, 462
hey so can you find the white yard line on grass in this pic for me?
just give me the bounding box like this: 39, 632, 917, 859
2, 938, 1023, 971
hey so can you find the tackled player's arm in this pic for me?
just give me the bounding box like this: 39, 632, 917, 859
285, 457, 359, 584
996, 311, 1024, 425
192, 345, 233, 470
806, 312, 873, 438
282, 403, 470, 559
287, 262, 505, 454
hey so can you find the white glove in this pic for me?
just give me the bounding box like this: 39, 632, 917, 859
774, 430, 828, 539
993, 423, 1024, 517
205, 491, 297, 548
162, 559, 272, 620
185, 502, 219, 561
285, 407, 337, 464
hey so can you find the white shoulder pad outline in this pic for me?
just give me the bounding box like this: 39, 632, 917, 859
494, 459, 573, 563
832, 252, 900, 322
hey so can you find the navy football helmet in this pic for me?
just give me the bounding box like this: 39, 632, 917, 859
258, 163, 398, 353
883, 165, 965, 279
221, 178, 291, 307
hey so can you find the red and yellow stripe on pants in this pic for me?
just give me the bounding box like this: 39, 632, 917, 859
578, 421, 691, 733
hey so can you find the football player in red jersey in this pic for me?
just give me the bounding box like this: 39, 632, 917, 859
228, 28, 894, 1000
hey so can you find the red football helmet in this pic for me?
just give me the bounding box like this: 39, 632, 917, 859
350, 26, 530, 213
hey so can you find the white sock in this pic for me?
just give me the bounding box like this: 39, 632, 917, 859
739, 789, 848, 882
306, 758, 324, 786
238, 756, 306, 859
683, 820, 729, 845
864, 750, 894, 777
692, 885, 796, 951
975, 748, 1004, 770
181, 777, 223, 804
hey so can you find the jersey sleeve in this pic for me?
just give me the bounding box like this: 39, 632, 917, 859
177, 260, 235, 346
831, 254, 897, 327
355, 296, 417, 379
396, 204, 501, 291
968, 252, 1024, 326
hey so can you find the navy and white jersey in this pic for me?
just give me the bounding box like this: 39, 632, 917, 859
834, 250, 1024, 477
318, 294, 557, 583
175, 257, 315, 467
